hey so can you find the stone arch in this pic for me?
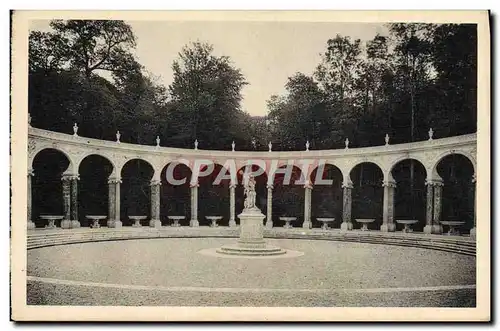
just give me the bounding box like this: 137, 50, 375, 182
76, 152, 116, 176
31, 148, 72, 228
432, 150, 476, 179
389, 156, 428, 179
347, 159, 385, 181
309, 161, 344, 185
120, 157, 155, 179
31, 146, 73, 173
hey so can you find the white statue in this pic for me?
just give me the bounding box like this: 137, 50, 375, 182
231, 141, 235, 152
428, 128, 434, 141
243, 173, 258, 211
194, 139, 198, 150
156, 136, 160, 147
306, 140, 310, 151
73, 123, 78, 136
251, 138, 256, 150
116, 131, 121, 143
385, 134, 389, 145
268, 141, 272, 152
345, 138, 349, 149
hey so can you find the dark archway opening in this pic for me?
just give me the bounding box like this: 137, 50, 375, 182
78, 155, 114, 227
437, 154, 475, 233
120, 159, 154, 226
350, 162, 384, 230
32, 149, 70, 228
160, 162, 191, 226
272, 165, 304, 228
391, 159, 427, 232
198, 164, 230, 226
310, 164, 343, 229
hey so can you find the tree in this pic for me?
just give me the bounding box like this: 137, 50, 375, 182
388, 23, 434, 143
167, 42, 248, 149
354, 34, 395, 146
48, 19, 140, 80
314, 35, 363, 146
429, 24, 477, 136
267, 73, 330, 150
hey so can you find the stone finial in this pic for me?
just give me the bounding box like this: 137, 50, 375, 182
156, 136, 160, 147
73, 123, 79, 136
231, 141, 235, 152
345, 138, 349, 150
385, 133, 389, 145
268, 141, 272, 152
116, 131, 121, 143
306, 140, 310, 151
428, 128, 434, 141
194, 139, 198, 150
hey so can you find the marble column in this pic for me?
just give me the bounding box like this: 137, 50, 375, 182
229, 183, 237, 227
432, 180, 444, 234
149, 179, 162, 228
70, 175, 80, 228
27, 169, 35, 229
114, 178, 122, 228
470, 174, 476, 239
381, 179, 396, 232
423, 180, 434, 234
190, 181, 199, 227
302, 182, 313, 229
60, 174, 72, 229
106, 177, 116, 227
341, 179, 353, 231
265, 184, 273, 229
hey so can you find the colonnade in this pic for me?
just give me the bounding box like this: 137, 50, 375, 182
27, 167, 476, 237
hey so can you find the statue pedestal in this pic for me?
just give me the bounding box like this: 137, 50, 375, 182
217, 207, 286, 256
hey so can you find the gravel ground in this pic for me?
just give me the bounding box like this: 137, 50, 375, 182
27, 282, 475, 307
27, 238, 476, 306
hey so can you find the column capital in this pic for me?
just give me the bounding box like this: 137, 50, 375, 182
382, 179, 397, 188
342, 179, 353, 189
472, 174, 477, 183
150, 179, 162, 186
28, 168, 34, 177
304, 180, 313, 190
229, 183, 237, 189
425, 178, 444, 187
190, 181, 199, 188
62, 173, 79, 181
267, 183, 274, 190
108, 177, 122, 184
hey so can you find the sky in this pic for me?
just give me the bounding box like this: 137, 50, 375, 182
30, 20, 387, 116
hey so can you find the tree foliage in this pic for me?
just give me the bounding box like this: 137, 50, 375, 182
29, 20, 476, 151
266, 23, 477, 149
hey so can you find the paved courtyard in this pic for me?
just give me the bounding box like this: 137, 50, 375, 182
27, 238, 476, 307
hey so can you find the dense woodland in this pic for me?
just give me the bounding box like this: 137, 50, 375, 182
29, 20, 477, 229
29, 20, 477, 150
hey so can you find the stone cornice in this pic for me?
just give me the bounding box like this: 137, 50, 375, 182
28, 127, 476, 161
